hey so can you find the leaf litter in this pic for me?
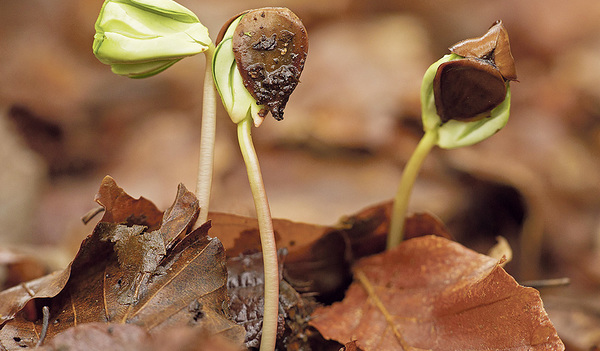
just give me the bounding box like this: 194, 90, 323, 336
0, 178, 564, 350
0, 176, 243, 349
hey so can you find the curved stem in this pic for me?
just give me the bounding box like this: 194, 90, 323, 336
196, 44, 216, 225
237, 118, 279, 351
387, 128, 438, 249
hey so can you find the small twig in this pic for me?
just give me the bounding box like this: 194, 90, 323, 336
36, 306, 50, 347
520, 277, 570, 289
81, 206, 105, 224
21, 283, 35, 297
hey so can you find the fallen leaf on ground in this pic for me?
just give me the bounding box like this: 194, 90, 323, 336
0, 248, 49, 291
487, 236, 513, 267
285, 202, 452, 301
209, 211, 329, 256
36, 322, 241, 351
212, 201, 452, 302
310, 235, 564, 351
0, 176, 243, 349
337, 340, 363, 351
543, 294, 600, 351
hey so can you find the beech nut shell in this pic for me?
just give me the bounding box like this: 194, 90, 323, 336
231, 8, 308, 121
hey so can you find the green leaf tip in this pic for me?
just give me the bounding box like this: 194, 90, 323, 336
213, 14, 267, 126
93, 0, 211, 78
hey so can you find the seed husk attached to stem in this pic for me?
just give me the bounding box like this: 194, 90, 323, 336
213, 7, 308, 351
232, 8, 308, 121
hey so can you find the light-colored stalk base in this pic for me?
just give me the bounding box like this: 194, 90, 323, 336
237, 118, 279, 351
196, 45, 216, 225
387, 128, 438, 249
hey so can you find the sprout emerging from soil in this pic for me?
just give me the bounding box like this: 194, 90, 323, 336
92, 0, 217, 224
387, 20, 517, 249
213, 8, 308, 351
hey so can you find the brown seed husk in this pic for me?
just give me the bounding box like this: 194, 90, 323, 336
433, 58, 507, 123
232, 8, 308, 121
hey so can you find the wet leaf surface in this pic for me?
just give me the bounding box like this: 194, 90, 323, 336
310, 235, 564, 351
0, 177, 243, 349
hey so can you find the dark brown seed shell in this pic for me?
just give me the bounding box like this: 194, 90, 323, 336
232, 8, 308, 121
449, 20, 517, 81
433, 58, 507, 123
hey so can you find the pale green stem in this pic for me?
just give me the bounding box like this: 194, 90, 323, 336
387, 128, 439, 249
196, 44, 216, 225
237, 117, 279, 351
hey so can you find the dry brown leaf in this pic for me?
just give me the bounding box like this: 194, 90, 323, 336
37, 323, 150, 351
94, 176, 165, 232
0, 176, 243, 349
36, 322, 242, 351
0, 269, 71, 325
310, 235, 564, 351
284, 202, 452, 300
487, 236, 513, 266
209, 211, 329, 256
0, 248, 49, 291
210, 201, 452, 301
342, 340, 363, 351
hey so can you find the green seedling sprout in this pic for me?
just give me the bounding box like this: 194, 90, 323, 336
212, 8, 308, 351
93, 0, 216, 224
387, 20, 518, 249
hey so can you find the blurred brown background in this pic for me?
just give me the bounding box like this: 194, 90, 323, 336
1, 0, 600, 348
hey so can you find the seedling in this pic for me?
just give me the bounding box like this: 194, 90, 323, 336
212, 8, 308, 351
93, 0, 216, 224
93, 2, 308, 349
387, 20, 517, 249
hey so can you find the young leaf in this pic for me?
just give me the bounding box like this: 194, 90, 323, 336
421, 21, 517, 149
93, 0, 211, 78
212, 15, 268, 125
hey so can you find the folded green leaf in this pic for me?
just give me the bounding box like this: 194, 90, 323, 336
212, 14, 267, 126
93, 0, 211, 78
